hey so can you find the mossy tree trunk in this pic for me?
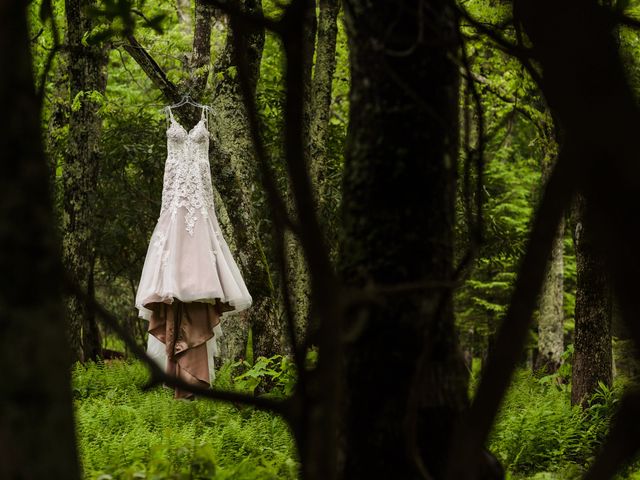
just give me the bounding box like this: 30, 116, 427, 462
63, 0, 108, 362
210, 0, 284, 361
284, 0, 315, 350
288, 0, 340, 345
535, 127, 564, 374
0, 0, 80, 475
571, 192, 612, 406
340, 0, 469, 477
309, 0, 339, 207
535, 218, 564, 373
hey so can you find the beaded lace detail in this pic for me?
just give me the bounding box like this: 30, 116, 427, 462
160, 106, 214, 236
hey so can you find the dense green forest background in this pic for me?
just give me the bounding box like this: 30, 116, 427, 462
6, 0, 640, 478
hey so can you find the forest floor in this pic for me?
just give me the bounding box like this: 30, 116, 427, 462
73, 360, 297, 479
74, 359, 640, 480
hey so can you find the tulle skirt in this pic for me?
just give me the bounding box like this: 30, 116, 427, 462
135, 206, 252, 318
136, 205, 252, 396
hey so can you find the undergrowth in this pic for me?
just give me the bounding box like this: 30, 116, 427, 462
75, 353, 637, 480
486, 366, 640, 480
73, 359, 298, 480
488, 369, 616, 478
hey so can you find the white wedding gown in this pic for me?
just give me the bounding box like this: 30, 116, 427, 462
135, 105, 252, 383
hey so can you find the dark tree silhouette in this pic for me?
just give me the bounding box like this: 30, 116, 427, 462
339, 1, 470, 478
571, 192, 612, 406
0, 0, 80, 476
63, 0, 109, 362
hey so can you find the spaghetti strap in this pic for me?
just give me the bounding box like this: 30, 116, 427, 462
164, 106, 174, 129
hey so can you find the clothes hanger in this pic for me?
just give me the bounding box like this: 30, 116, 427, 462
168, 94, 202, 109
164, 94, 213, 117
161, 95, 216, 134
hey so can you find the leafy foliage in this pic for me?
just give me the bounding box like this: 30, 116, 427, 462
488, 369, 621, 478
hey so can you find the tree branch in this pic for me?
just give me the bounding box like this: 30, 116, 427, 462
122, 34, 181, 103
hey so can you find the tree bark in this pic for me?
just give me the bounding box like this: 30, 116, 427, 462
210, 0, 285, 362
289, 0, 340, 346
535, 129, 564, 374
187, 0, 214, 98
309, 0, 339, 207
285, 0, 317, 348
340, 1, 469, 478
0, 0, 80, 475
535, 218, 564, 373
63, 0, 109, 362
571, 192, 612, 406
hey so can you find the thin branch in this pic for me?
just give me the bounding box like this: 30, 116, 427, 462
279, 3, 343, 478
115, 47, 149, 92
31, 27, 44, 43
457, 4, 544, 88
457, 5, 529, 58
279, 0, 336, 286
461, 69, 540, 129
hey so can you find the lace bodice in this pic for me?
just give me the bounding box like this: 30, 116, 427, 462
160, 106, 215, 235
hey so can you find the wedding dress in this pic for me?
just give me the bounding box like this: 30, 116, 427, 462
135, 105, 252, 397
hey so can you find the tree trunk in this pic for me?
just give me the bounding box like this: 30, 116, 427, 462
340, 1, 469, 478
289, 0, 340, 345
535, 217, 564, 373
535, 130, 565, 374
210, 0, 284, 361
285, 0, 318, 348
176, 0, 192, 27
0, 0, 80, 475
83, 254, 102, 359
309, 0, 339, 207
63, 0, 108, 362
571, 192, 612, 406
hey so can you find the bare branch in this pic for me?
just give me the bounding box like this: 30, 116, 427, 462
122, 34, 181, 103
457, 4, 544, 88
457, 5, 529, 58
